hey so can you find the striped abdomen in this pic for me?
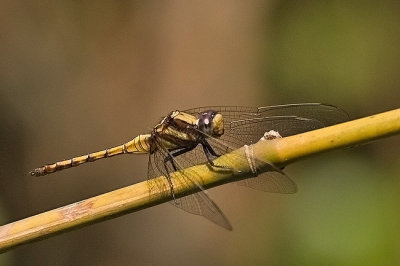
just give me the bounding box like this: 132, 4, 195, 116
30, 134, 151, 176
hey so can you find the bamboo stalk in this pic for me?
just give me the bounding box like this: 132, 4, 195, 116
1, 108, 400, 252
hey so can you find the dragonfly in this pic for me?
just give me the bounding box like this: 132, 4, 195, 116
30, 103, 349, 230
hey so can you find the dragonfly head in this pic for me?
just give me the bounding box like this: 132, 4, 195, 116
197, 110, 224, 137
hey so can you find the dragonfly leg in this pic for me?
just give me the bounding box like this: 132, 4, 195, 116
163, 146, 196, 201
201, 140, 232, 170
162, 157, 177, 200
171, 146, 197, 160
164, 146, 197, 171
202, 140, 220, 157
164, 154, 178, 172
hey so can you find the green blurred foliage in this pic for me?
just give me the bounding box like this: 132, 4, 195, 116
267, 1, 400, 109
282, 155, 400, 265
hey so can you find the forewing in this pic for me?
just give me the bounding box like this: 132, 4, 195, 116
184, 103, 349, 126
184, 103, 349, 148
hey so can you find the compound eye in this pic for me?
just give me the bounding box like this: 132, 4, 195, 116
198, 112, 214, 134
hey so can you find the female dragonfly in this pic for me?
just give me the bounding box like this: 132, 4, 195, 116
31, 103, 349, 230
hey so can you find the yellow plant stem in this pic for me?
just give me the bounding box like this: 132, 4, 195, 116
0, 108, 399, 252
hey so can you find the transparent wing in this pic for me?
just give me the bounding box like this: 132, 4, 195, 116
184, 103, 349, 126
147, 137, 232, 230
184, 103, 349, 147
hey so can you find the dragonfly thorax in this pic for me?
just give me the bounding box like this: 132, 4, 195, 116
197, 110, 224, 137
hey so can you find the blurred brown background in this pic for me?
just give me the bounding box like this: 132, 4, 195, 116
1, 1, 400, 265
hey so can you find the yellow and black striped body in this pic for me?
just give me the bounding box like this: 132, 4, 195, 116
152, 111, 202, 152
30, 111, 208, 176
30, 134, 151, 176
